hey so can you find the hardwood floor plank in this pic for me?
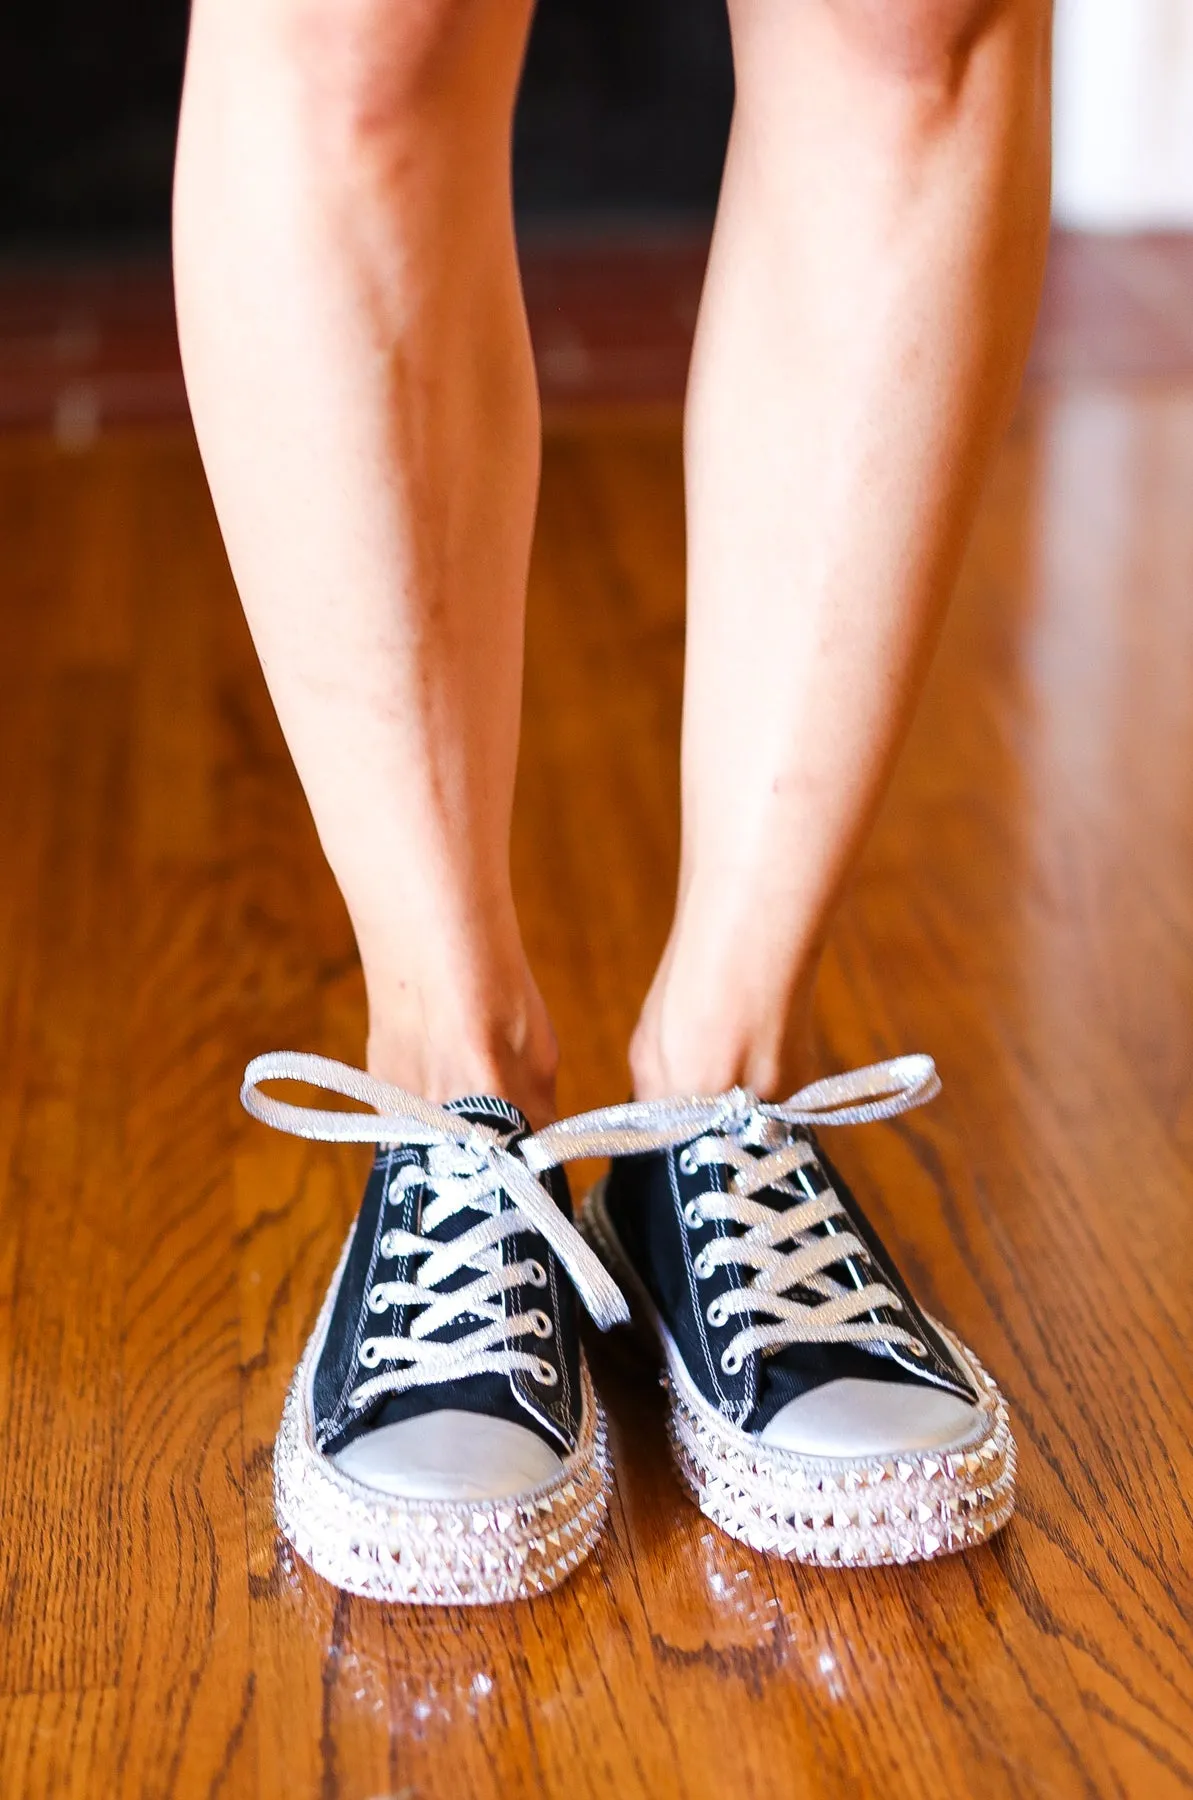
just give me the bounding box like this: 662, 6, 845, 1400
0, 672, 127, 1694
0, 1691, 120, 1800
96, 442, 255, 1792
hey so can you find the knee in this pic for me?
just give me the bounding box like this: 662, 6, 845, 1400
819, 0, 1049, 80
267, 0, 523, 149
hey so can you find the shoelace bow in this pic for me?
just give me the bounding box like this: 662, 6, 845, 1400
525, 1053, 942, 1373
241, 1050, 939, 1401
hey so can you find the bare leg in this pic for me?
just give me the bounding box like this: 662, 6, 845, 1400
632, 0, 1052, 1101
173, 0, 557, 1123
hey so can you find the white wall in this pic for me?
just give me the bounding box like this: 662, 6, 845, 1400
1053, 0, 1193, 228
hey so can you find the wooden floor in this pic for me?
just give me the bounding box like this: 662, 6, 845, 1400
2, 377, 1192, 1798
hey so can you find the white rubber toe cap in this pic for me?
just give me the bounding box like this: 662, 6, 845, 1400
759, 1377, 981, 1459
330, 1408, 565, 1502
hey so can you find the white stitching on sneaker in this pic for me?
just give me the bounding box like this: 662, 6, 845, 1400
666, 1141, 733, 1412
320, 1141, 402, 1433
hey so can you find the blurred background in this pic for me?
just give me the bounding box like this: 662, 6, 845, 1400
2, 0, 1192, 436
0, 0, 734, 429
0, 0, 735, 244
3, 0, 1191, 247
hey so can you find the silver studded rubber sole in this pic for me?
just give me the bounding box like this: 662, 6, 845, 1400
581, 1177, 1016, 1568
273, 1238, 611, 1605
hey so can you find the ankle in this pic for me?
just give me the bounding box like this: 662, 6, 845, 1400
365, 975, 559, 1129
629, 950, 817, 1104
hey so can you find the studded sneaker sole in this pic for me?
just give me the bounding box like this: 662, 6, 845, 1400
274, 1228, 612, 1605
581, 1177, 1015, 1568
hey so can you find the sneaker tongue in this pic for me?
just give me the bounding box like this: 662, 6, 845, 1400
332, 1092, 572, 1458
441, 1094, 572, 1224
744, 1131, 887, 1308
425, 1096, 531, 1253
443, 1094, 531, 1137
743, 1127, 828, 1224
388, 1096, 533, 1321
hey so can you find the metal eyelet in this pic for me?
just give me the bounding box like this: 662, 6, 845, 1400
678, 1147, 699, 1176
378, 1231, 398, 1258
367, 1285, 389, 1313
706, 1297, 728, 1328
528, 1309, 554, 1339
693, 1248, 714, 1279
908, 1338, 929, 1359
720, 1347, 744, 1375
682, 1200, 704, 1229
525, 1259, 548, 1288
534, 1360, 559, 1388
357, 1339, 383, 1368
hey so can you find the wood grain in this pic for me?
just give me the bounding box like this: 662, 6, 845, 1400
1, 377, 1191, 1798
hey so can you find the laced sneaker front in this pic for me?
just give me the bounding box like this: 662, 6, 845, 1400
241, 1052, 627, 1605
560, 1056, 1016, 1567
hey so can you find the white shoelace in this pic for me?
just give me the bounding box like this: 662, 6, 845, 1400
240, 1052, 629, 1413
525, 1054, 942, 1376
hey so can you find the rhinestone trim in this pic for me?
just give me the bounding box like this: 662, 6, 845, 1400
581, 1179, 1016, 1568
273, 1258, 611, 1605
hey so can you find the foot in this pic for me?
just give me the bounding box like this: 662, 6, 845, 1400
241, 1052, 627, 1604
567, 1056, 1015, 1567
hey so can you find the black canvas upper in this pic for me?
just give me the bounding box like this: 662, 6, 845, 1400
313, 1096, 582, 1459
603, 1124, 977, 1434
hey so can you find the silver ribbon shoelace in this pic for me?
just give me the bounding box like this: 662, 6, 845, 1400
241, 1050, 940, 1404
525, 1053, 943, 1374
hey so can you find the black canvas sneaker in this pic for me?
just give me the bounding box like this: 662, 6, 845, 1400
562, 1056, 1015, 1567
240, 1052, 628, 1605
